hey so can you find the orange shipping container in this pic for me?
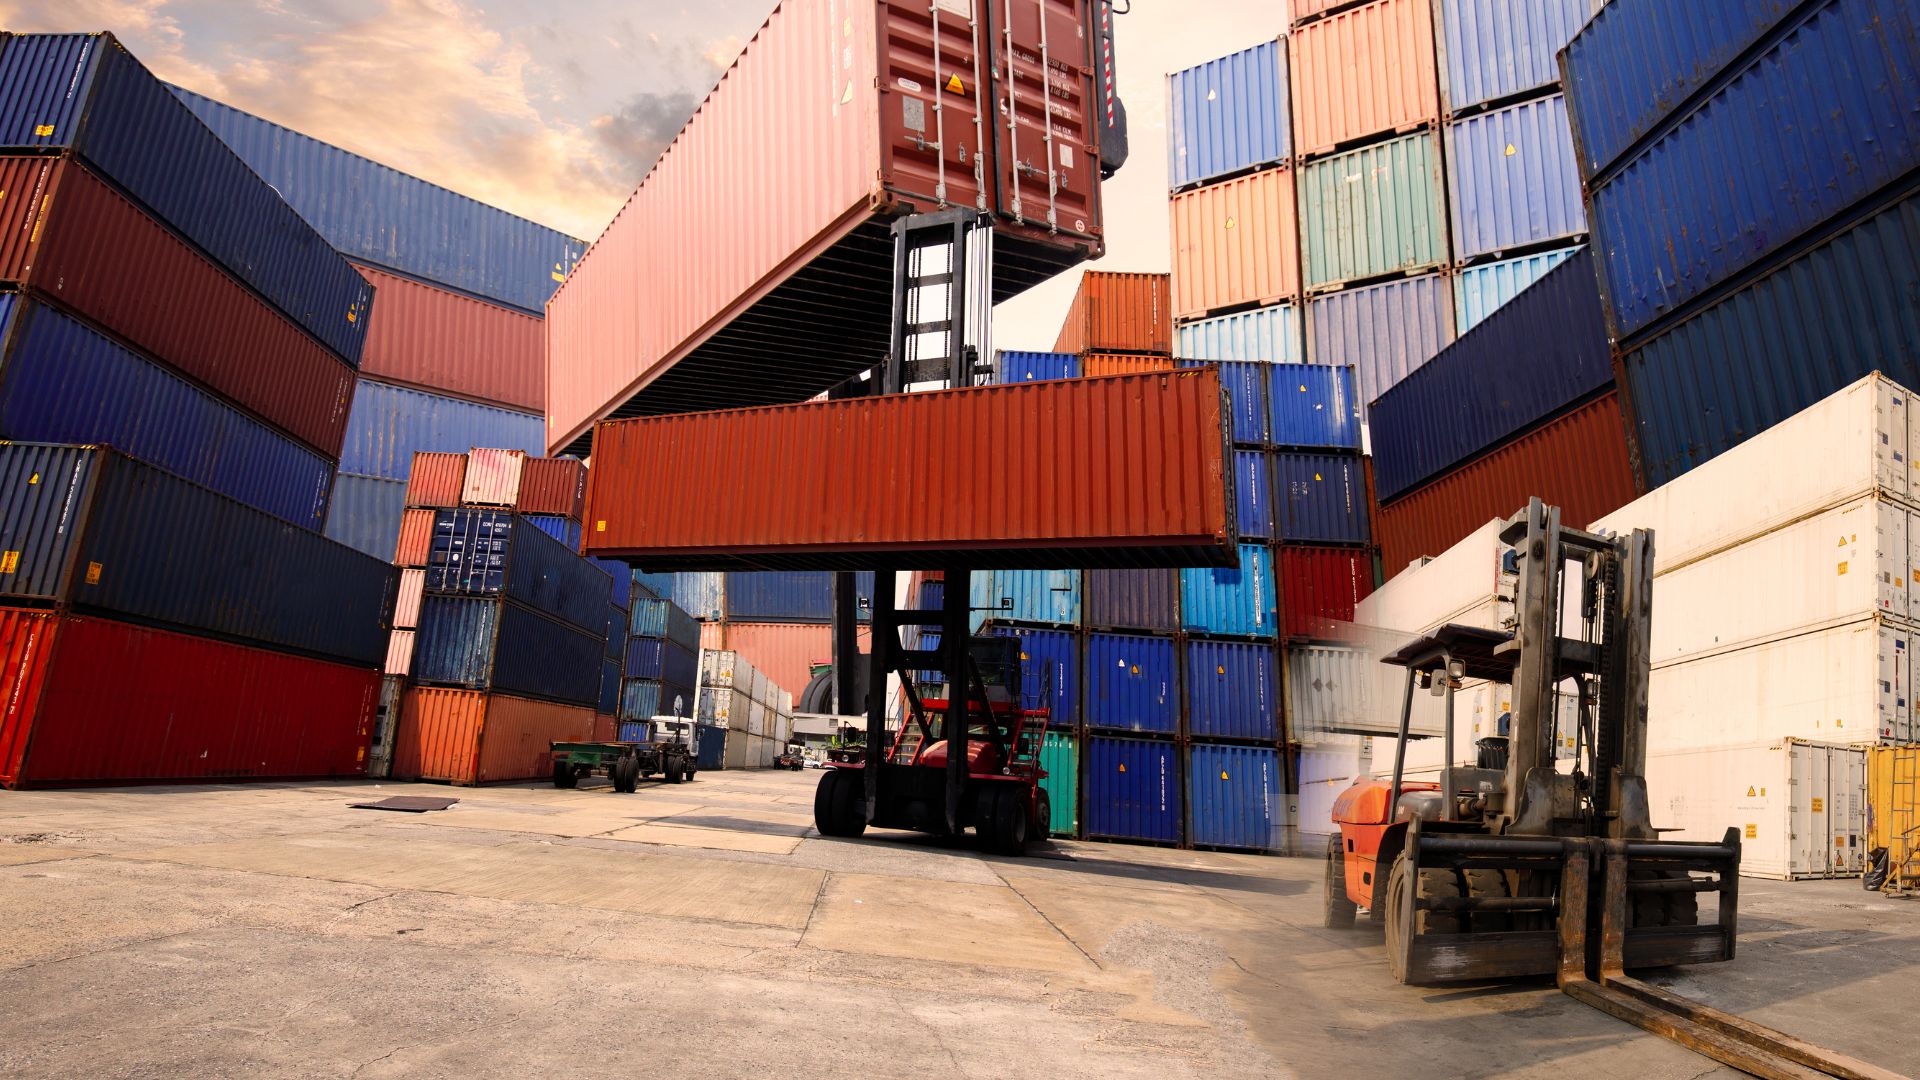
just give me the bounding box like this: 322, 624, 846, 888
593, 713, 618, 742
394, 508, 435, 567
516, 457, 588, 519
1082, 354, 1176, 376
1170, 169, 1300, 318
390, 687, 595, 785
1053, 271, 1172, 354
710, 621, 873, 703
405, 452, 467, 507
1292, 0, 1440, 158
354, 264, 544, 413
394, 568, 425, 628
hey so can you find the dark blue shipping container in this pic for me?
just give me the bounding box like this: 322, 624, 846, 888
624, 635, 699, 688
1274, 453, 1370, 545
1268, 363, 1360, 450
337, 380, 543, 481
1181, 359, 1268, 445
1232, 451, 1273, 540
629, 597, 702, 649
594, 558, 633, 610
1622, 186, 1920, 488
598, 657, 621, 715
0, 294, 334, 531
1370, 249, 1613, 500
630, 571, 669, 603
527, 514, 582, 551
620, 678, 696, 722
425, 509, 611, 634
1084, 632, 1178, 734
171, 86, 585, 314
1184, 640, 1279, 741
0, 34, 371, 363
1085, 736, 1181, 842
618, 720, 653, 743
1580, 0, 1920, 342
995, 351, 1080, 383
0, 443, 394, 665
987, 624, 1080, 728
695, 724, 726, 769
723, 571, 874, 622
604, 603, 628, 661
1186, 743, 1281, 850
1082, 569, 1180, 631
1307, 274, 1455, 415
324, 473, 406, 561
412, 594, 601, 706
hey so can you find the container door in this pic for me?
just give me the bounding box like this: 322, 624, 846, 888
985, 0, 1098, 238
1880, 500, 1908, 620
1839, 747, 1868, 875
1788, 743, 1815, 878
1909, 509, 1920, 632
1879, 626, 1909, 744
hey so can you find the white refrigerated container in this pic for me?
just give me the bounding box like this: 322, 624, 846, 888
1643, 739, 1868, 880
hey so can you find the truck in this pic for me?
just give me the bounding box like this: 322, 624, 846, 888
551, 721, 698, 793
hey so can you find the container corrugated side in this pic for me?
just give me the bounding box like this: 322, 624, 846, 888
1435, 0, 1596, 115
404, 452, 468, 509
1053, 272, 1173, 355
1168, 39, 1290, 189
394, 569, 425, 629
628, 598, 702, 650
527, 514, 583, 552
625, 636, 699, 687
598, 658, 622, 716
1179, 360, 1269, 446
1279, 546, 1375, 640
1170, 168, 1299, 318
1085, 736, 1182, 842
352, 263, 544, 411
461, 448, 525, 507
1645, 740, 1868, 879
987, 625, 1080, 728
1232, 452, 1274, 539
424, 509, 611, 633
723, 572, 873, 623
1082, 354, 1176, 376
394, 507, 434, 567
705, 621, 870, 702
515, 457, 587, 519
1268, 363, 1361, 450
0, 608, 378, 788
384, 629, 415, 676
1083, 569, 1180, 632
1187, 743, 1282, 850
619, 679, 697, 723
0, 296, 332, 531
1181, 543, 1278, 640
1370, 248, 1611, 500
337, 380, 543, 480
0, 34, 371, 363
1039, 732, 1079, 837
665, 572, 726, 622
976, 569, 1082, 627
412, 595, 603, 707
173, 87, 584, 314
325, 474, 408, 562
1306, 273, 1454, 412
1869, 746, 1920, 856
604, 603, 627, 660
1085, 632, 1178, 734
1445, 94, 1585, 262
1185, 640, 1280, 740
1175, 303, 1302, 364
1300, 132, 1449, 290
1454, 246, 1580, 333
1292, 0, 1440, 157
995, 351, 1080, 383
391, 687, 593, 784
1275, 453, 1370, 545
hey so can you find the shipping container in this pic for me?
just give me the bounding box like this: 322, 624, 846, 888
404, 452, 469, 509
1291, 0, 1350, 24
0, 295, 333, 531
1175, 303, 1303, 364
1182, 543, 1278, 640
1644, 740, 1868, 879
368, 674, 405, 779
338, 380, 544, 481
1185, 639, 1280, 741
390, 686, 594, 785
1082, 568, 1180, 632
0, 607, 378, 788
723, 572, 874, 623
1085, 735, 1182, 842
0, 443, 395, 664
1180, 360, 1269, 446
1369, 248, 1610, 500
661, 572, 726, 622
394, 569, 425, 629
605, 603, 628, 660
1170, 167, 1300, 317
0, 156, 356, 457
1286, 641, 1455, 740
526, 514, 584, 552
1054, 271, 1173, 355
0, 34, 371, 363
515, 457, 587, 520
976, 569, 1082, 628
986, 624, 1080, 728
352, 264, 544, 412
1618, 188, 1920, 491
425, 509, 612, 633
326, 474, 407, 562
1582, 0, 1920, 343
1082, 354, 1177, 376
1357, 518, 1509, 634
1187, 743, 1282, 850
624, 636, 698, 693
1039, 731, 1079, 837
1868, 745, 1920, 864
393, 507, 435, 567
1306, 273, 1454, 412
460, 448, 525, 507
1085, 632, 1179, 734
384, 628, 415, 676
545, 0, 1106, 455
695, 723, 726, 769
1435, 0, 1594, 116
1168, 39, 1291, 190
1453, 246, 1580, 333
593, 711, 618, 743
1300, 132, 1449, 290
1291, 0, 1440, 158
704, 621, 868, 701
1268, 363, 1361, 450
628, 597, 702, 650
1279, 546, 1375, 640
1295, 735, 1369, 837
621, 719, 656, 744
620, 679, 697, 724
1275, 453, 1370, 544
172, 88, 583, 314
412, 595, 604, 706
1445, 94, 1585, 262
1232, 452, 1274, 540
583, 370, 1236, 570
1373, 391, 1635, 577
995, 351, 1080, 383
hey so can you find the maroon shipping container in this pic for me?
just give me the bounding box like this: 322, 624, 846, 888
1278, 546, 1375, 639
405, 452, 467, 507
516, 457, 587, 519
544, 0, 1107, 455
583, 369, 1234, 571
0, 155, 355, 457
0, 608, 378, 788
354, 263, 543, 412
1374, 392, 1636, 580
1053, 271, 1173, 355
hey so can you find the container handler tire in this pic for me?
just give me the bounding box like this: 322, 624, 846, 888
1385, 854, 1463, 985
1462, 868, 1511, 932
1033, 788, 1052, 839
553, 761, 579, 789
982, 785, 1029, 856
1324, 836, 1357, 929
833, 767, 868, 838
1631, 869, 1699, 928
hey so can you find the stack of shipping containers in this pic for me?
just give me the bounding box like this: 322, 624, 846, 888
0, 33, 400, 787
623, 590, 701, 742
699, 651, 798, 769
631, 571, 873, 708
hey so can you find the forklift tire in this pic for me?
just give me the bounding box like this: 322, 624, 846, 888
1324, 836, 1357, 929
813, 770, 844, 835
833, 768, 867, 838
981, 786, 1029, 856
814, 770, 866, 838
1462, 869, 1511, 932
1033, 789, 1053, 839
553, 761, 578, 789
1385, 855, 1463, 984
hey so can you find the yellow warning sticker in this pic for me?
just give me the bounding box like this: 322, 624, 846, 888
551, 271, 567, 283
0, 551, 16, 575
85, 561, 102, 585
33, 124, 53, 137
1811, 796, 1824, 813
1217, 665, 1226, 675
1220, 770, 1230, 781
1745, 824, 1758, 839
1118, 763, 1127, 773
1130, 664, 1140, 675
1837, 560, 1849, 575
1020, 651, 1030, 661
1504, 143, 1517, 156
1223, 216, 1237, 230
26, 472, 37, 485
357, 747, 366, 762
944, 73, 966, 95
595, 520, 607, 532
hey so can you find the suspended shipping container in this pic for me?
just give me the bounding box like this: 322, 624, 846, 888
405, 452, 469, 509
1182, 542, 1278, 640
1275, 453, 1370, 545
337, 380, 544, 480
976, 569, 1082, 628
1083, 568, 1179, 632
1175, 303, 1303, 365
1453, 246, 1580, 333
1187, 743, 1282, 851
1306, 273, 1454, 412
1445, 94, 1585, 262
1644, 740, 1868, 879
411, 595, 604, 706
1085, 632, 1178, 734
1434, 0, 1595, 116
1185, 639, 1280, 741
723, 572, 874, 623
1167, 39, 1291, 190
1169, 167, 1300, 318
1053, 271, 1173, 355
351, 264, 545, 413
390, 686, 594, 785
325, 474, 408, 563
425, 509, 611, 633
1268, 363, 1360, 450
1291, 0, 1440, 158
1039, 732, 1079, 837
995, 351, 1080, 383
1300, 132, 1449, 290
1278, 546, 1374, 641
988, 624, 1081, 728
1085, 736, 1181, 843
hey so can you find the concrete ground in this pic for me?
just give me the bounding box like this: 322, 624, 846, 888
0, 770, 1914, 1079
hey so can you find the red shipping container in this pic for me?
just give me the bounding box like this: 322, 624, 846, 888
544, 0, 1106, 455
1278, 546, 1375, 640
405, 452, 469, 507
0, 608, 378, 789
1082, 353, 1176, 376
1053, 272, 1172, 354
461, 447, 525, 506
1292, 0, 1441, 158
1374, 392, 1636, 580
394, 508, 435, 566
711, 621, 873, 702
390, 686, 594, 784
584, 369, 1234, 570
0, 155, 355, 458
592, 712, 618, 742
516, 457, 587, 519
353, 263, 543, 412
1170, 168, 1301, 318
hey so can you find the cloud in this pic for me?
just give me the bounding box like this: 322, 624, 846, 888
589, 89, 701, 181
701, 34, 742, 69
0, 0, 228, 92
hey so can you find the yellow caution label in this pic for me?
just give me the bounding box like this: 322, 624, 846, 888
595, 520, 606, 532
0, 551, 16, 575
1748, 785, 1757, 797
1811, 796, 1824, 814
944, 73, 966, 95
1223, 216, 1237, 230
85, 561, 102, 585
1504, 143, 1517, 156
1020, 651, 1029, 661
1130, 664, 1139, 675
357, 747, 366, 762
1217, 665, 1226, 675
346, 309, 356, 323
1745, 824, 1758, 839
551, 271, 567, 283
26, 472, 37, 485
1220, 770, 1230, 781
33, 124, 53, 137
1838, 560, 1849, 575
1118, 763, 1127, 773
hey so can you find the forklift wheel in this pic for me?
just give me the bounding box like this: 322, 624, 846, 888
1033, 789, 1052, 839
553, 761, 578, 789
1324, 836, 1357, 929
814, 769, 865, 837
981, 786, 1029, 856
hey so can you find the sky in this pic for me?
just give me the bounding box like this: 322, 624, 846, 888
4, 0, 1283, 349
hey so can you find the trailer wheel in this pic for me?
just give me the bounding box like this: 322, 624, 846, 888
1324, 836, 1357, 929
613, 756, 639, 793
553, 761, 578, 789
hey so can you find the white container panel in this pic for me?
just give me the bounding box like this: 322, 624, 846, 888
1295, 735, 1371, 838
1288, 643, 1448, 739
1644, 740, 1867, 880
1357, 518, 1508, 632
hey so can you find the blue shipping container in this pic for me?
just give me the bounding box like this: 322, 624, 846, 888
1186, 743, 1281, 850
1622, 186, 1920, 489
526, 514, 583, 551
1307, 274, 1455, 412
1454, 246, 1581, 333
976, 569, 1081, 627
723, 571, 874, 622
995, 351, 1080, 383
0, 295, 334, 531
1082, 569, 1180, 632
620, 678, 696, 722
1175, 302, 1302, 365
1274, 453, 1370, 544
1583, 0, 1920, 342
598, 657, 621, 715
695, 724, 726, 769
171, 87, 585, 314
413, 595, 602, 706
624, 635, 699, 688
425, 509, 611, 634
655, 571, 724, 621
324, 474, 407, 561
629, 597, 702, 650
1085, 736, 1181, 843
987, 625, 1080, 728
1180, 359, 1268, 445
1084, 633, 1178, 734
1232, 451, 1273, 540
1181, 543, 1277, 641
604, 603, 627, 661
1168, 39, 1291, 189
592, 558, 633, 610
1185, 640, 1280, 741
0, 443, 394, 665
1437, 0, 1595, 115
1371, 249, 1612, 500
618, 720, 654, 744
337, 380, 544, 481
1268, 363, 1360, 450
0, 34, 371, 363
1446, 94, 1586, 262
